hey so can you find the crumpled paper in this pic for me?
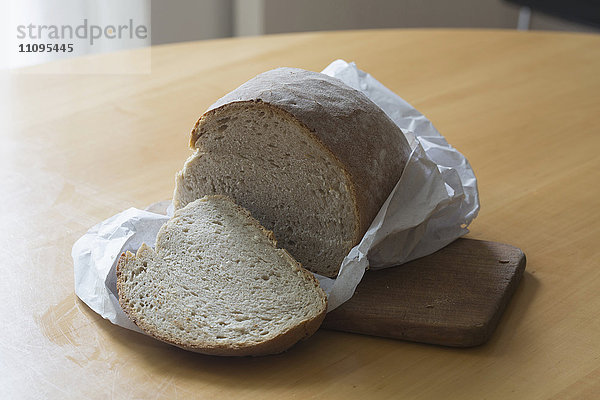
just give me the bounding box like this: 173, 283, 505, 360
73, 60, 479, 331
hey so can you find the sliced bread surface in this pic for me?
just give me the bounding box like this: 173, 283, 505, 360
117, 195, 327, 356
174, 67, 411, 278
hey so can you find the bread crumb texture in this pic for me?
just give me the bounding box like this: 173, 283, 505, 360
117, 195, 327, 356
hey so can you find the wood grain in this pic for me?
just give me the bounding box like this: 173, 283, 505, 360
1, 29, 599, 399
323, 238, 526, 347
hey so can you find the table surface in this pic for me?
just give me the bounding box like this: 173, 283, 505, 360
1, 29, 599, 399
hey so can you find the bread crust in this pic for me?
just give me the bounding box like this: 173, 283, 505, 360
116, 195, 327, 356
189, 68, 411, 253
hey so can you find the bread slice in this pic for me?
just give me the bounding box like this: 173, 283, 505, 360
116, 195, 327, 356
174, 67, 411, 278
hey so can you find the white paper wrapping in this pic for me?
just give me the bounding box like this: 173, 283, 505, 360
73, 60, 479, 331
72, 206, 170, 331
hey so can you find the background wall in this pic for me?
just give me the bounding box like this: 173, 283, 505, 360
151, 0, 233, 45
261, 0, 598, 35
263, 0, 518, 33
151, 0, 599, 45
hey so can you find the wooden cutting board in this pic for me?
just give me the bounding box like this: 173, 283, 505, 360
322, 238, 526, 347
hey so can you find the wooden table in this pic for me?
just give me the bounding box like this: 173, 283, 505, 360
1, 29, 599, 399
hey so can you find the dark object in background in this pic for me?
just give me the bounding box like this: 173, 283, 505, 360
505, 0, 600, 28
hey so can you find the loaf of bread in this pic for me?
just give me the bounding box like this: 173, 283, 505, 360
117, 195, 327, 356
174, 68, 411, 277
